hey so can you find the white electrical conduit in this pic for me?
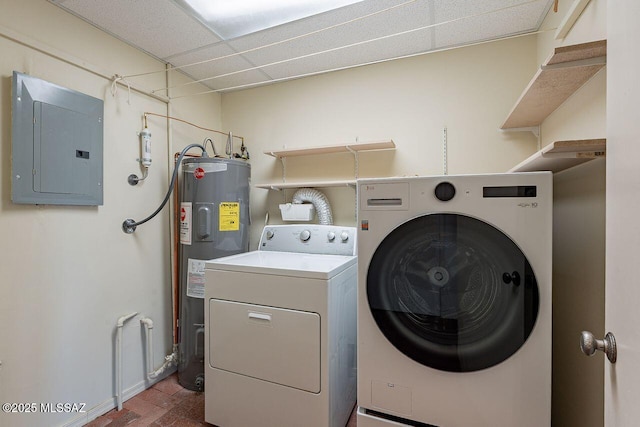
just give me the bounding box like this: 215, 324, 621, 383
115, 312, 138, 411
0, 24, 168, 103
140, 318, 178, 381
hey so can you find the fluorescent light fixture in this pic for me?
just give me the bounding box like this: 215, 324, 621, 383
179, 0, 365, 39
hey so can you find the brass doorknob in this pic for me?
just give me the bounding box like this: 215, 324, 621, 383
580, 331, 617, 363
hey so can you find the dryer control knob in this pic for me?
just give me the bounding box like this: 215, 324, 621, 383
435, 182, 456, 201
340, 231, 350, 242
265, 229, 275, 240
300, 230, 311, 241
327, 231, 336, 241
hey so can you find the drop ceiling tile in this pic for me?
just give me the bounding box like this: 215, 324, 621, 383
433, 0, 547, 22
174, 62, 269, 92
232, 0, 552, 76
165, 43, 271, 91
263, 27, 435, 81
192, 69, 273, 92
51, 0, 221, 59
49, 0, 555, 92
169, 42, 258, 76
433, 0, 552, 50
234, 0, 433, 69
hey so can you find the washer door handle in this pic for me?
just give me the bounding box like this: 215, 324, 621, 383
580, 331, 617, 363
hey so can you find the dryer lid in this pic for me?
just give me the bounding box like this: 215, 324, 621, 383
205, 250, 356, 279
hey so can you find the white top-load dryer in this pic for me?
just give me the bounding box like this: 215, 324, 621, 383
204, 224, 357, 427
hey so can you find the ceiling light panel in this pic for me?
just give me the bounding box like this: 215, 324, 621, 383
174, 0, 365, 40
226, 0, 404, 50
51, 0, 222, 59
232, 0, 433, 68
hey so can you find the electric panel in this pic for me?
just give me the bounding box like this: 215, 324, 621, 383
12, 71, 104, 205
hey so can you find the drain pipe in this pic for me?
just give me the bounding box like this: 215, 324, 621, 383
115, 312, 138, 411
140, 317, 178, 381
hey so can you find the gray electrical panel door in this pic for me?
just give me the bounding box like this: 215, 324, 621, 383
12, 71, 104, 206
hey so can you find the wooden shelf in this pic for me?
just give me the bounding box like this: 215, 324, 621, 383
255, 180, 356, 190
501, 40, 606, 129
264, 140, 395, 158
258, 139, 395, 190
509, 138, 606, 173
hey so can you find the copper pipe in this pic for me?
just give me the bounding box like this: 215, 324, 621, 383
172, 153, 180, 344
172, 151, 203, 344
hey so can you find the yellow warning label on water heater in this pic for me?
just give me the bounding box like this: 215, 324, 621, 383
219, 202, 240, 231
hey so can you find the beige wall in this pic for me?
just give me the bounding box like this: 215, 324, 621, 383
0, 1, 222, 426
605, 0, 640, 423
536, 1, 607, 427
552, 159, 605, 426
222, 35, 540, 245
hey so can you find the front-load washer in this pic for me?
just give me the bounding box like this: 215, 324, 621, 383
356, 173, 552, 427
204, 224, 357, 427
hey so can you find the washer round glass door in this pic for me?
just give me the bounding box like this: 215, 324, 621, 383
367, 213, 539, 372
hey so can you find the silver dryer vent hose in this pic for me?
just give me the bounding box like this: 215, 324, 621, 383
292, 188, 333, 225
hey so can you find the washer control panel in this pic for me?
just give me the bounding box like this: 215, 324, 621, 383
259, 224, 357, 256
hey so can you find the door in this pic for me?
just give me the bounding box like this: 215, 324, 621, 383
604, 0, 640, 425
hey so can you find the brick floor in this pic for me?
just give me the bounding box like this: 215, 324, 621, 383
84, 373, 357, 426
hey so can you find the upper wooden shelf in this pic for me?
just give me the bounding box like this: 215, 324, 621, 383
264, 140, 395, 158
255, 179, 356, 190
501, 40, 606, 130
509, 138, 606, 173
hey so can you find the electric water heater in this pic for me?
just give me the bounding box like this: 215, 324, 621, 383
177, 156, 250, 391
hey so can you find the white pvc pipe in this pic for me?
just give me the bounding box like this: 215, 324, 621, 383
115, 312, 138, 411
140, 317, 155, 379
141, 317, 177, 381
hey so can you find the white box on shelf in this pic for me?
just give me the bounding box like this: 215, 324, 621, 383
279, 203, 315, 221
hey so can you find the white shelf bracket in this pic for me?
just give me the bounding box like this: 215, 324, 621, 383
501, 126, 540, 138
280, 156, 287, 184
443, 127, 448, 175
346, 145, 359, 179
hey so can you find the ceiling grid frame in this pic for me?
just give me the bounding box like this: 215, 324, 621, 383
49, 0, 556, 94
